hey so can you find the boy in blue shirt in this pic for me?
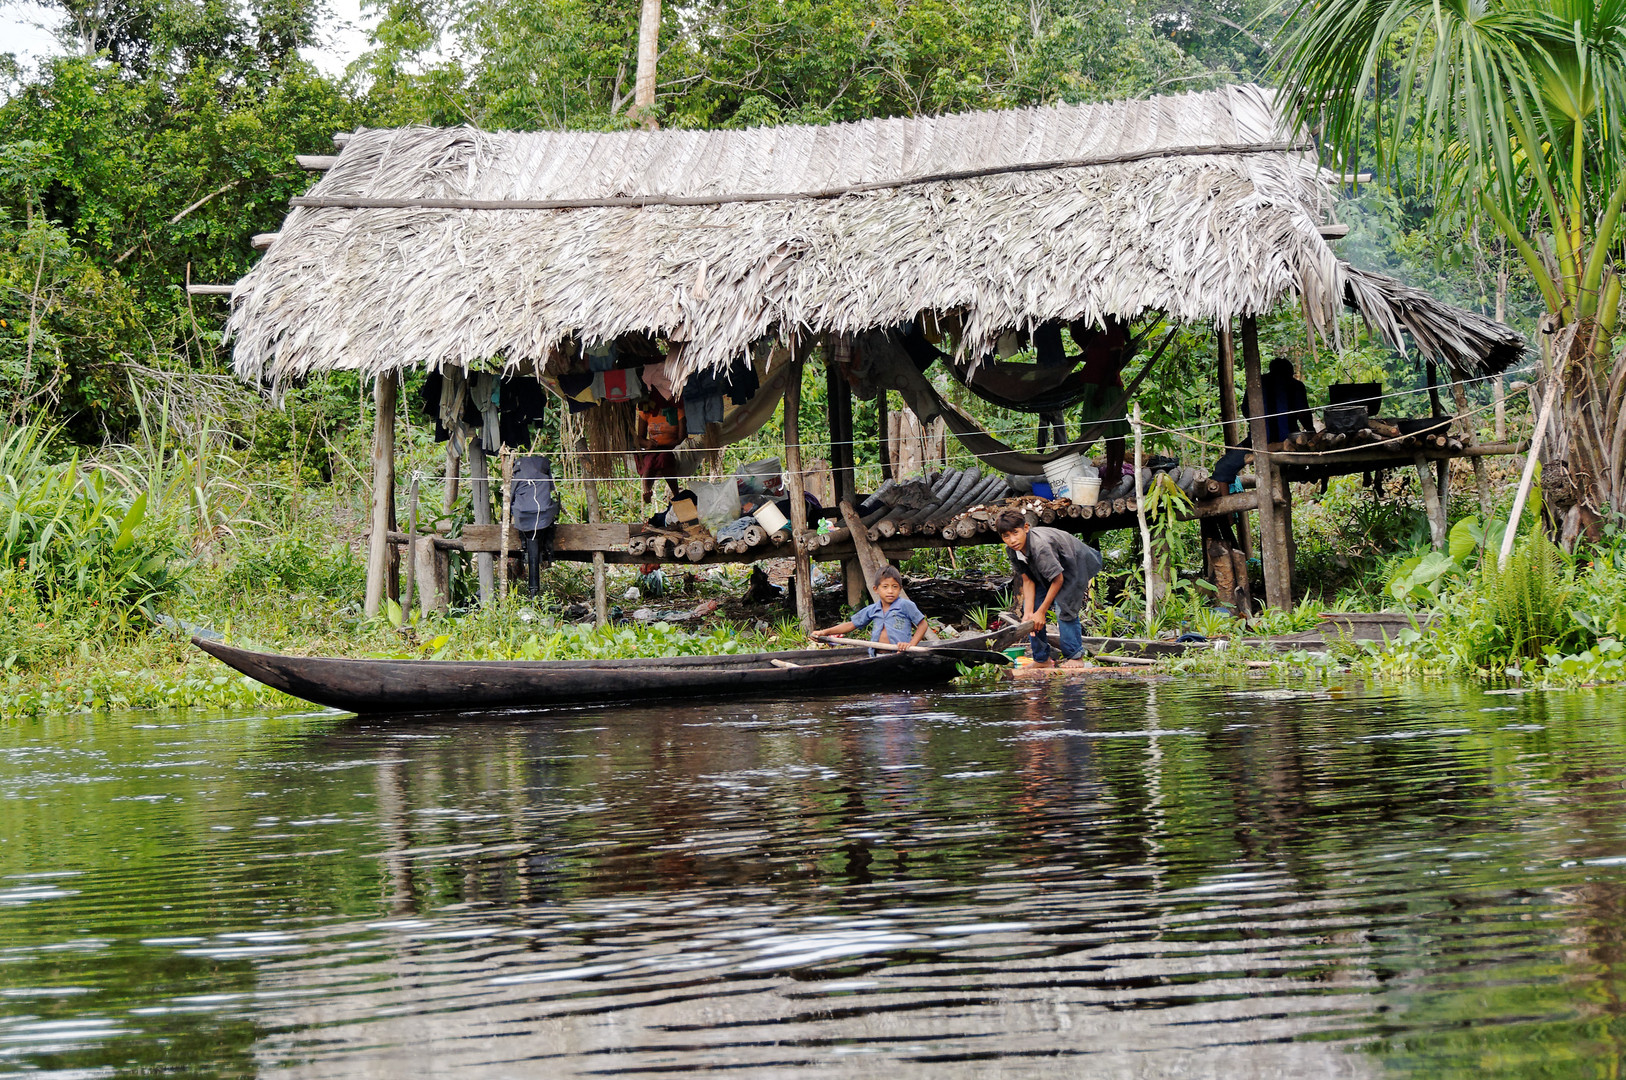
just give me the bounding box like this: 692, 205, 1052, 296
814, 566, 930, 653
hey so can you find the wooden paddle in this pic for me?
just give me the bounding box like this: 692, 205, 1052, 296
813, 635, 1011, 665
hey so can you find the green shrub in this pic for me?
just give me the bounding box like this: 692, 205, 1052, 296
0, 423, 188, 634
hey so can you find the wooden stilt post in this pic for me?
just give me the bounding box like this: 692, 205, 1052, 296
498, 450, 513, 602
1132, 404, 1156, 631
470, 444, 494, 605
364, 373, 398, 617
1216, 322, 1252, 561
1450, 375, 1494, 521
827, 350, 864, 609
784, 341, 816, 634
878, 390, 892, 481
1241, 317, 1289, 609
1416, 455, 1447, 550
402, 473, 419, 616
584, 478, 609, 628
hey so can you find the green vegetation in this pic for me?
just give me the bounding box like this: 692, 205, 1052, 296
2, 0, 1624, 713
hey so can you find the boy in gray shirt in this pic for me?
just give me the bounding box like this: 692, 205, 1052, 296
997, 510, 1103, 665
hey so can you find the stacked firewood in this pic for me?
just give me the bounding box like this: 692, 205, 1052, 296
938, 493, 1138, 540
801, 467, 1009, 552
1282, 417, 1464, 454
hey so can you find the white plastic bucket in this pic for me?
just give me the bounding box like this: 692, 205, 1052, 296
1041, 453, 1082, 493
752, 501, 789, 533
1071, 475, 1102, 506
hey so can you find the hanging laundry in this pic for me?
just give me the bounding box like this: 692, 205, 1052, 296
593, 366, 645, 404
642, 359, 677, 401
681, 366, 726, 435
498, 376, 553, 448
585, 342, 617, 371
469, 373, 502, 451
720, 356, 760, 404
554, 372, 596, 413
420, 370, 483, 447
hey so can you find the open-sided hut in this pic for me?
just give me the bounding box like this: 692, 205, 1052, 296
219, 83, 1523, 622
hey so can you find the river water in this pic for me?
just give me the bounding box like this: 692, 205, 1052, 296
2, 678, 1625, 1077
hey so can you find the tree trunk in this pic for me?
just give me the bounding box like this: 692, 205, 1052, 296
631, 0, 660, 129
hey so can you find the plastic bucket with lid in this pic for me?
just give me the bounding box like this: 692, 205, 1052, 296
752, 500, 789, 533
1041, 453, 1082, 493
1070, 475, 1102, 506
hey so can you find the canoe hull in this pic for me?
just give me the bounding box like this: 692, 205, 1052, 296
193, 638, 982, 716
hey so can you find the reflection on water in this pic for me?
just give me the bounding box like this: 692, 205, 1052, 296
2, 680, 1626, 1076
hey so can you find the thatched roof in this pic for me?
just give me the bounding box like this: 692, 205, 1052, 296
226, 84, 1517, 386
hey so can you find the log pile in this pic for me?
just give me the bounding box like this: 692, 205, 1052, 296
938, 492, 1140, 541
800, 467, 1010, 553
1281, 417, 1464, 455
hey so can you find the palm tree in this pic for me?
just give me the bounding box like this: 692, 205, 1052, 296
1271, 0, 1626, 542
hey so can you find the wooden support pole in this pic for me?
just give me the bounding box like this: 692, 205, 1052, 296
470, 444, 494, 605
1218, 322, 1252, 560
1218, 324, 1242, 449
1242, 317, 1289, 609
878, 390, 892, 481
498, 450, 513, 602
364, 374, 398, 617
402, 472, 419, 616
1416, 454, 1447, 550
1450, 376, 1494, 521
412, 536, 450, 616
1132, 404, 1156, 631
584, 478, 609, 628
784, 343, 816, 634
1501, 374, 1561, 567
827, 351, 864, 608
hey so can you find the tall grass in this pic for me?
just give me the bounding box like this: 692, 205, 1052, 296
1474, 529, 1581, 661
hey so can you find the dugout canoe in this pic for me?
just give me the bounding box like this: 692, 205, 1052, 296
192, 637, 1009, 716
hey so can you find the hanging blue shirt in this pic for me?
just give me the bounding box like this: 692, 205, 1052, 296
851, 597, 926, 645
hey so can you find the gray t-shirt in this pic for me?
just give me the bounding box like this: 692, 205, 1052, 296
1008, 526, 1102, 620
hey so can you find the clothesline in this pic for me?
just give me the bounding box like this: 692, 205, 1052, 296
451, 365, 1522, 458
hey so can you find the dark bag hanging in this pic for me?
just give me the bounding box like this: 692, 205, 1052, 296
512, 456, 560, 596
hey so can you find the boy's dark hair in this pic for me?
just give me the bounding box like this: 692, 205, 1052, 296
995, 510, 1029, 534
874, 565, 905, 586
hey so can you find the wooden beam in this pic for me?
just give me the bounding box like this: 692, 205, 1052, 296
332, 132, 352, 149
1242, 317, 1289, 610
469, 444, 495, 605
185, 284, 235, 296
461, 522, 631, 553
251, 232, 279, 251
364, 374, 398, 617
297, 154, 338, 171
1317, 224, 1351, 239
784, 344, 816, 634
287, 140, 1310, 214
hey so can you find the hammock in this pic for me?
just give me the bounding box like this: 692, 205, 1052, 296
873, 329, 1174, 474
899, 320, 1162, 414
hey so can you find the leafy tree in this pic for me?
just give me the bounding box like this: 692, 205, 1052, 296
1271, 0, 1626, 542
